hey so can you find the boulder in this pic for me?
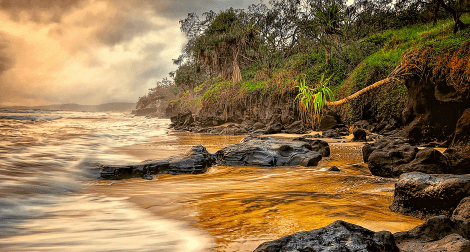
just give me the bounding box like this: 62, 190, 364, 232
453, 197, 470, 222
252, 122, 265, 131
292, 135, 330, 158
364, 138, 449, 177
254, 220, 399, 252
394, 215, 470, 252
322, 127, 349, 139
319, 114, 338, 131
328, 166, 340, 172
284, 121, 307, 134
364, 138, 419, 177
215, 136, 326, 167
352, 128, 367, 141
100, 145, 215, 179
390, 172, 470, 220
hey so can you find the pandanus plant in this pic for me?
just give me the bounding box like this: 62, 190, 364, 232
294, 74, 335, 127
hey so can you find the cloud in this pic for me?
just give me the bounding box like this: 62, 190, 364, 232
0, 0, 259, 107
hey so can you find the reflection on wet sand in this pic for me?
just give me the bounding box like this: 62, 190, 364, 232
90, 133, 424, 252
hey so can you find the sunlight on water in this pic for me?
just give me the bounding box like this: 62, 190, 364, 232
0, 110, 212, 252
1, 109, 424, 252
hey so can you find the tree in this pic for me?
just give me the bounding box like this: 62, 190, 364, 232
395, 0, 470, 33
183, 9, 261, 82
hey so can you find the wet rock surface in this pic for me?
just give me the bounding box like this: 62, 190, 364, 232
352, 128, 367, 141
215, 136, 326, 167
99, 145, 215, 179
253, 220, 399, 252
363, 138, 450, 177
390, 172, 470, 220
363, 138, 419, 177
394, 215, 470, 252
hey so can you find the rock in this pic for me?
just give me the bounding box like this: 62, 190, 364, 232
443, 108, 470, 174
100, 145, 215, 179
394, 215, 470, 252
352, 128, 367, 141
143, 174, 153, 180
253, 220, 399, 252
264, 122, 283, 134
252, 122, 265, 131
365, 138, 419, 177
328, 166, 340, 172
390, 172, 470, 220
219, 125, 248, 135
292, 136, 330, 158
453, 197, 470, 222
319, 114, 338, 131
284, 121, 307, 134
322, 127, 349, 139
215, 136, 326, 167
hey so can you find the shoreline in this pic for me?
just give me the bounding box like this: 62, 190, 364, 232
88, 132, 424, 251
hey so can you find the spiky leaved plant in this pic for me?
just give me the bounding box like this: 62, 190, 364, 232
294, 73, 335, 127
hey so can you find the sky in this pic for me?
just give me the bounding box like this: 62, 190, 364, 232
0, 0, 259, 106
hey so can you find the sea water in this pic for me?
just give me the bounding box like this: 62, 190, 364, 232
0, 109, 212, 252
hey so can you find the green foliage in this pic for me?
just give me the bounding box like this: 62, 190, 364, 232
294, 74, 334, 125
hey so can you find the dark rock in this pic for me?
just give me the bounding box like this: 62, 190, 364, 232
292, 136, 330, 158
390, 172, 470, 220
354, 120, 371, 131
453, 197, 470, 222
284, 121, 307, 134
253, 122, 265, 131
322, 127, 349, 139
352, 128, 367, 141
264, 122, 283, 134
319, 114, 338, 131
100, 145, 215, 179
254, 220, 399, 252
215, 136, 326, 167
143, 174, 153, 180
219, 125, 248, 135
328, 166, 340, 172
443, 108, 470, 174
394, 215, 470, 252
365, 138, 419, 177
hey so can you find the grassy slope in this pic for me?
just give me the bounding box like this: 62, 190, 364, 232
176, 15, 470, 125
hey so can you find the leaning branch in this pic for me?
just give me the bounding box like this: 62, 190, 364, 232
325, 52, 421, 106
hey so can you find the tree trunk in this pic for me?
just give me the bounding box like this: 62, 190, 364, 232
232, 47, 242, 83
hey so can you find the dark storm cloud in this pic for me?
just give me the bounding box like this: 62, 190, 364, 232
0, 0, 88, 23
95, 13, 165, 46
0, 32, 17, 74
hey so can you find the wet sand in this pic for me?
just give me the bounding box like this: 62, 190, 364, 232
88, 132, 424, 251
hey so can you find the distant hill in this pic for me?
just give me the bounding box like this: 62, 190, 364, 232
29, 102, 137, 112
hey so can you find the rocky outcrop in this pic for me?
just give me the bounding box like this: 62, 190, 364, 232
453, 197, 470, 222
215, 136, 328, 167
99, 145, 215, 179
443, 108, 470, 174
390, 172, 470, 220
400, 43, 470, 145
363, 138, 450, 177
394, 215, 470, 252
253, 220, 399, 252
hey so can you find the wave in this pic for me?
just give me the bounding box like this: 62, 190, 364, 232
0, 115, 62, 121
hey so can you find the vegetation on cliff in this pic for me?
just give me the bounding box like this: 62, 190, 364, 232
140, 0, 470, 128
